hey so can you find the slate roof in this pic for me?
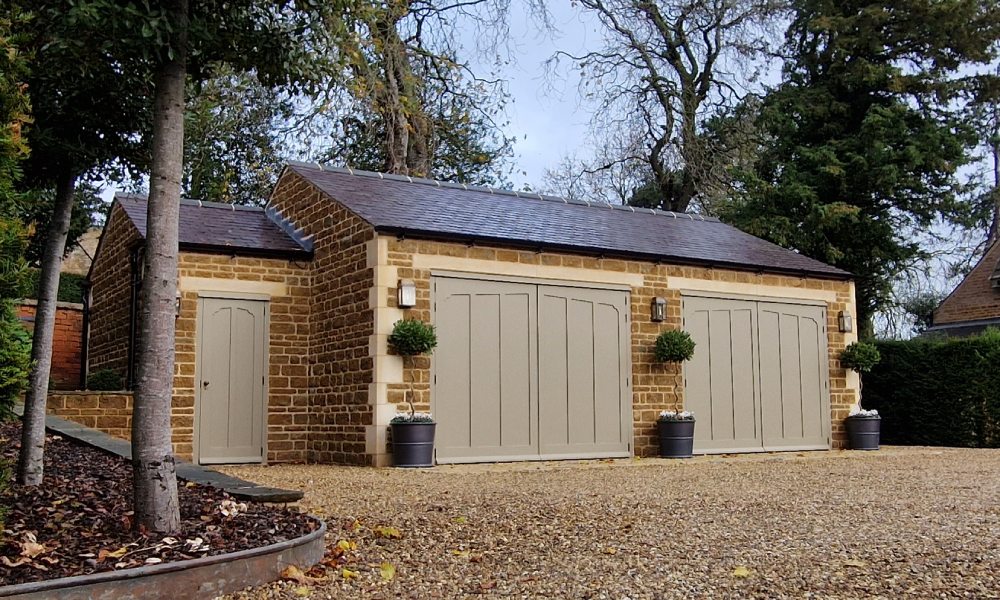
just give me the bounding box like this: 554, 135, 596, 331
285, 162, 850, 279
115, 193, 311, 259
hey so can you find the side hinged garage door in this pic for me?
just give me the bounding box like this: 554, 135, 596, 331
683, 296, 830, 454
433, 276, 631, 463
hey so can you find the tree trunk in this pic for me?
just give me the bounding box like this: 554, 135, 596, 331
132, 0, 187, 534
16, 170, 77, 486
988, 139, 999, 247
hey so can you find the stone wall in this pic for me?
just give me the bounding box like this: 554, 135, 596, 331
175, 252, 312, 463
87, 203, 141, 382
17, 300, 84, 390
378, 237, 859, 457
47, 392, 133, 440
269, 170, 375, 465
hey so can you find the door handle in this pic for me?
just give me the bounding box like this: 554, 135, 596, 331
202, 381, 210, 389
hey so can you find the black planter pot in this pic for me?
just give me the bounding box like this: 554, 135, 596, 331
845, 415, 881, 451
658, 419, 695, 458
390, 422, 436, 467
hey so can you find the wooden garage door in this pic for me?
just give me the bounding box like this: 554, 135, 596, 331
433, 277, 631, 463
683, 296, 830, 453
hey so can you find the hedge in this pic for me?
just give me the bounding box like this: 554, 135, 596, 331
23, 269, 87, 304
864, 330, 1000, 448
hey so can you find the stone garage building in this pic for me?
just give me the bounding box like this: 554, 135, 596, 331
84, 163, 860, 466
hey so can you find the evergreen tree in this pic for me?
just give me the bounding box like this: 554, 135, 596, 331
725, 0, 1000, 336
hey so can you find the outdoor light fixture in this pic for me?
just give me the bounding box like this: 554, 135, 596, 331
838, 311, 853, 333
651, 297, 667, 322
397, 279, 417, 308
174, 290, 182, 318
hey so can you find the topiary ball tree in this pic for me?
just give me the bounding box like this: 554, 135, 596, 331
840, 341, 881, 408
388, 319, 438, 356
654, 330, 696, 412
388, 319, 438, 418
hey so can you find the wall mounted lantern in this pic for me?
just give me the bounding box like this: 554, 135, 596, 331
838, 311, 853, 333
651, 297, 667, 322
397, 279, 417, 308
175, 290, 182, 318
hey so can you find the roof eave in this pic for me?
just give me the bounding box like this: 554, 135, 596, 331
373, 226, 852, 282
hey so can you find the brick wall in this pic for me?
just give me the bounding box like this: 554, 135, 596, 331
47, 392, 133, 440
934, 241, 1000, 325
174, 253, 312, 462
381, 238, 858, 456
269, 171, 375, 465
88, 203, 141, 381
17, 300, 83, 390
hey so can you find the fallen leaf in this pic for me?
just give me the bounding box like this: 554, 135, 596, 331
342, 568, 359, 580
374, 526, 402, 539
0, 556, 31, 568
350, 519, 362, 532
98, 546, 129, 561
379, 562, 395, 581
144, 557, 162, 565
336, 539, 356, 552
453, 516, 467, 524
282, 565, 327, 585
732, 566, 752, 578
20, 541, 46, 558
603, 547, 618, 555
293, 587, 311, 598
450, 549, 471, 558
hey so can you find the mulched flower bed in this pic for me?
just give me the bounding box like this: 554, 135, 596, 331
0, 419, 317, 587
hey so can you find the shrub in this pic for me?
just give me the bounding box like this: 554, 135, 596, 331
653, 330, 695, 363
86, 369, 123, 391
24, 269, 86, 304
864, 330, 1000, 448
391, 412, 434, 423
0, 300, 32, 417
839, 341, 881, 373
388, 319, 437, 356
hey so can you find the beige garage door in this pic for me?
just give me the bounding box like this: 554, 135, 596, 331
683, 296, 830, 453
433, 276, 631, 463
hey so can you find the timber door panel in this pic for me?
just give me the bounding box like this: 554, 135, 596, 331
683, 297, 761, 453
433, 277, 631, 463
683, 296, 830, 454
197, 298, 267, 464
434, 278, 538, 462
758, 303, 829, 450
537, 286, 631, 458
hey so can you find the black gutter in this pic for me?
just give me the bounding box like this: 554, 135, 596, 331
373, 226, 854, 281
177, 242, 312, 261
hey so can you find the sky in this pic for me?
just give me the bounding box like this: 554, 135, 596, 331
461, 3, 605, 190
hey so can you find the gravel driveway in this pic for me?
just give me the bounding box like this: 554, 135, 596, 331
220, 448, 1000, 599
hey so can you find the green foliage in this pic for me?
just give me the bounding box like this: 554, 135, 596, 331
722, 0, 1000, 335
653, 330, 696, 363
16, 184, 100, 265
184, 69, 292, 205
23, 270, 86, 304
864, 331, 1000, 448
390, 412, 434, 424
86, 369, 123, 392
0, 218, 29, 301
0, 300, 31, 415
388, 319, 438, 356
839, 342, 881, 374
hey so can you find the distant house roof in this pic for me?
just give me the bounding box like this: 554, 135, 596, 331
283, 162, 851, 280
116, 193, 311, 259
928, 239, 1000, 335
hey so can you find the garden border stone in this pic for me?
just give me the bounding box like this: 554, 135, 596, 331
0, 519, 325, 599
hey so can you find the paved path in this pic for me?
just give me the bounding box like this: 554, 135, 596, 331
37, 411, 302, 503
221, 447, 1000, 599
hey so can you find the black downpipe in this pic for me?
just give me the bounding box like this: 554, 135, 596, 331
79, 280, 91, 390
126, 246, 143, 389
